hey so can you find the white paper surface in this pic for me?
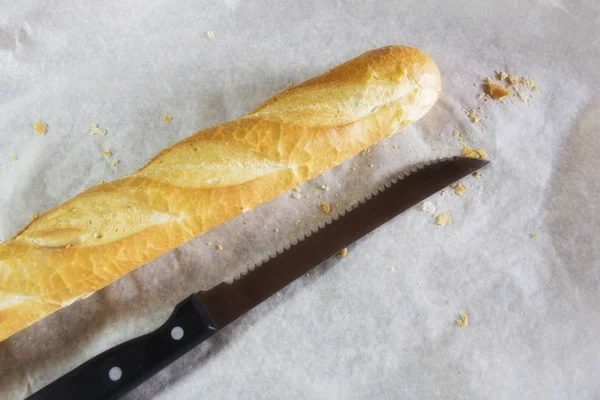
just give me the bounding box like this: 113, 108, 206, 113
1, 1, 599, 398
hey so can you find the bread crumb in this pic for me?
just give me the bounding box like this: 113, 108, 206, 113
530, 233, 537, 239
456, 313, 470, 328
292, 187, 301, 192
421, 201, 436, 214
435, 213, 452, 226
473, 171, 481, 178
99, 180, 106, 184
463, 146, 479, 158
478, 186, 484, 190
295, 67, 301, 72
33, 121, 47, 135
393, 144, 398, 150
463, 146, 488, 159
368, 163, 374, 168
294, 219, 301, 225
163, 114, 173, 122
111, 159, 120, 167
322, 203, 331, 213
31, 212, 39, 220
215, 244, 223, 250
338, 248, 348, 257
527, 77, 538, 91
454, 183, 468, 196
320, 184, 329, 191
291, 192, 302, 200
90, 123, 107, 136
273, 228, 279, 233
286, 82, 294, 88
507, 74, 519, 86
487, 82, 512, 99
465, 108, 481, 124
206, 31, 215, 40
101, 150, 112, 157
361, 147, 373, 156
12, 154, 18, 161
485, 72, 539, 104
452, 129, 467, 149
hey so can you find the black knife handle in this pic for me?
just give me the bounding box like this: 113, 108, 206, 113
27, 294, 217, 400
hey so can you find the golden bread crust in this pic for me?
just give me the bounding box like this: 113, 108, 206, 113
0, 45, 440, 341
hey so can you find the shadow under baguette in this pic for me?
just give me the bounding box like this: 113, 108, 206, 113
3, 120, 441, 400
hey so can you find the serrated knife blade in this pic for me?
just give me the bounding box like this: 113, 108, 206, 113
29, 156, 491, 400
198, 156, 490, 327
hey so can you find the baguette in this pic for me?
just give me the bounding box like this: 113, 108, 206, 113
0, 45, 441, 341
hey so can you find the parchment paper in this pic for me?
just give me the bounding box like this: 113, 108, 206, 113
1, 1, 599, 398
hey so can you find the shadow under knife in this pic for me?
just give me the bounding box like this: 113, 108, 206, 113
124, 259, 341, 400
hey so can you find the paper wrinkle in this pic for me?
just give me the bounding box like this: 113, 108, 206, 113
1, 1, 600, 399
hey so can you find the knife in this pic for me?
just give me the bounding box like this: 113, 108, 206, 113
27, 156, 490, 400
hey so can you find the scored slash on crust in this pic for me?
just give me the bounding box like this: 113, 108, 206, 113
223, 157, 456, 284
1, 46, 443, 342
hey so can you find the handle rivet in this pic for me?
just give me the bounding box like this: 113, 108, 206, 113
109, 366, 122, 381
171, 326, 184, 340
